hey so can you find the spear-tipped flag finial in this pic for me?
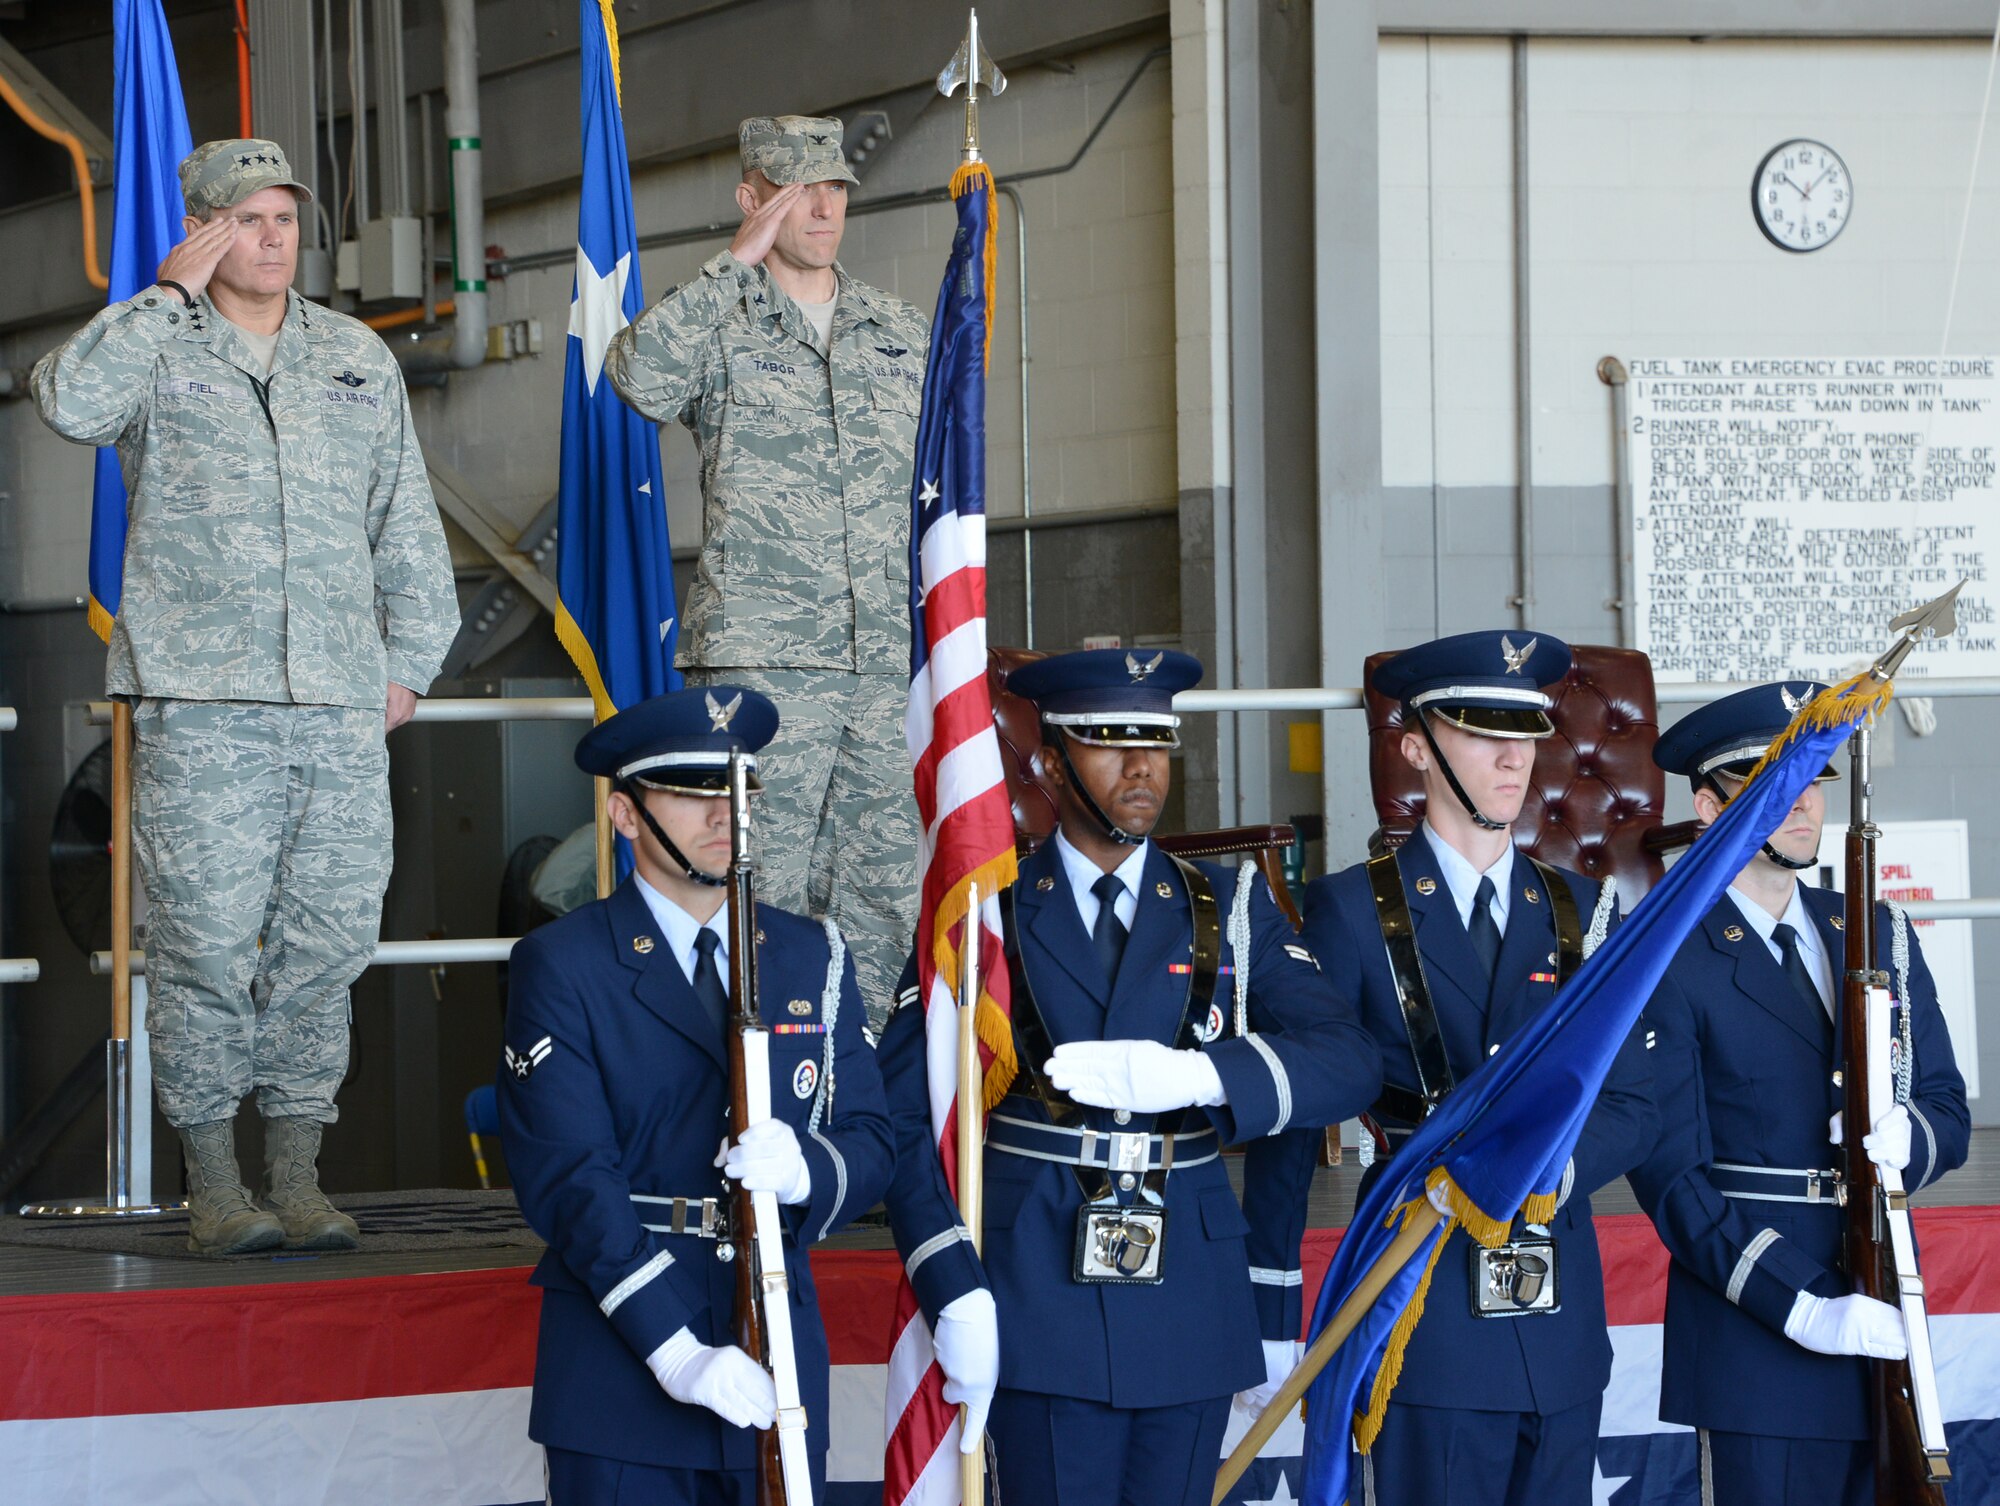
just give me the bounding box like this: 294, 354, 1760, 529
937, 8, 1007, 165
1874, 578, 1967, 682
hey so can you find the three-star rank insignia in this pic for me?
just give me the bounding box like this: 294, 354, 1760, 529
1524, 888, 1542, 905
1415, 877, 1438, 896
788, 1000, 813, 1016
1037, 876, 1055, 891
633, 935, 656, 954
505, 1036, 553, 1080
1723, 925, 1745, 942
1155, 882, 1174, 898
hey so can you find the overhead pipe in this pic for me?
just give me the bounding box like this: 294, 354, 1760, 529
400, 0, 486, 374
0, 72, 106, 290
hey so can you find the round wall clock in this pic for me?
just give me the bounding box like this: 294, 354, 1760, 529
1752, 139, 1851, 252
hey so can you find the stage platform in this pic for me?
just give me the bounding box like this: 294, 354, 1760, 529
2, 1134, 1995, 1504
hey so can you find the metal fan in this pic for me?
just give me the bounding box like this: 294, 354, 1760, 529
49, 739, 113, 956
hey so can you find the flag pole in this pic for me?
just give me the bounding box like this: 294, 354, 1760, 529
593, 775, 614, 899
957, 881, 986, 1506
1212, 1207, 1449, 1504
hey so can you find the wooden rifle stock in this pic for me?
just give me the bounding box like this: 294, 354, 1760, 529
1839, 725, 1949, 1504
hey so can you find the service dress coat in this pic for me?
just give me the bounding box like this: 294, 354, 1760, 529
1631, 885, 1969, 1441
878, 841, 1382, 1409
499, 881, 893, 1475
1280, 833, 1658, 1415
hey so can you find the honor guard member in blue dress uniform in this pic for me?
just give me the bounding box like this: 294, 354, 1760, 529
499, 686, 894, 1505
1280, 630, 1657, 1506
877, 649, 1381, 1506
1633, 682, 1969, 1506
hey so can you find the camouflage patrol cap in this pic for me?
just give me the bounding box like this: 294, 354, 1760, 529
738, 115, 859, 186
178, 139, 314, 214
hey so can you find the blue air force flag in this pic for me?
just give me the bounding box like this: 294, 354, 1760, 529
553, 0, 678, 716
89, 0, 194, 643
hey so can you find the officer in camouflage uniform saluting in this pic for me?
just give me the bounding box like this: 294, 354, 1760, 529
606, 115, 929, 1024
31, 140, 459, 1255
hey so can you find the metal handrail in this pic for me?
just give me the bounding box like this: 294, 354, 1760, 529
91, 937, 515, 975
81, 674, 2000, 727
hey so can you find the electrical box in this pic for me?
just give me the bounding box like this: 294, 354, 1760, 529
336, 239, 362, 293
360, 216, 424, 302
296, 246, 334, 301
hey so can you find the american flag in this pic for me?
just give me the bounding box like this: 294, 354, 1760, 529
884, 161, 1019, 1506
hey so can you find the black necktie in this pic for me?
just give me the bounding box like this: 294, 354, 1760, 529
1091, 873, 1129, 984
691, 929, 729, 1043
1467, 875, 1502, 983
1772, 923, 1828, 1021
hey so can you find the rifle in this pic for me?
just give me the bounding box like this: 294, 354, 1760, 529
726, 751, 814, 1505
1839, 586, 1959, 1504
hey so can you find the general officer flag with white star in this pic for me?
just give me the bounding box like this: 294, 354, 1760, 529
554, 0, 677, 716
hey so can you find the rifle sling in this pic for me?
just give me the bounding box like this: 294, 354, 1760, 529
1000, 854, 1222, 1206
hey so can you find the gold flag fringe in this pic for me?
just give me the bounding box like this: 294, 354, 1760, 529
948, 161, 999, 372
1724, 667, 1895, 801
931, 852, 1021, 1110
1352, 1191, 1456, 1454
598, 0, 624, 101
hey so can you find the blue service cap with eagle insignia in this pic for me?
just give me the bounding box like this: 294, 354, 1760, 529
574, 685, 779, 795
1653, 680, 1840, 785
1008, 648, 1203, 747
1373, 629, 1573, 740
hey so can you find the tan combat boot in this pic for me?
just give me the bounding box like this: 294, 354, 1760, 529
178, 1121, 285, 1256
263, 1116, 360, 1250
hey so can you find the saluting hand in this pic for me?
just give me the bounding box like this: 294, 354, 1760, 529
728, 182, 804, 268
155, 215, 237, 301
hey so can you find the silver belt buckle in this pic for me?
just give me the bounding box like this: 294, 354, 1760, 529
1109, 1131, 1150, 1175
1074, 1200, 1167, 1284
1469, 1235, 1561, 1318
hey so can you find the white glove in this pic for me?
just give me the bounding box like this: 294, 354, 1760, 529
1044, 1040, 1226, 1113
1783, 1291, 1908, 1360
647, 1327, 778, 1428
932, 1289, 1001, 1452
1830, 1106, 1912, 1173
1426, 1180, 1456, 1219
1232, 1338, 1302, 1421
721, 1118, 813, 1206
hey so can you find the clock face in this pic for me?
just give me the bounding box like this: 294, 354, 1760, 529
1753, 139, 1852, 252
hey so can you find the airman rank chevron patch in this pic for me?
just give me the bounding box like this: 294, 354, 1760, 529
505, 1035, 553, 1081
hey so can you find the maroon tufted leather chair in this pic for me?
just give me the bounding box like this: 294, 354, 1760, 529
1362, 644, 1668, 902
988, 647, 1304, 927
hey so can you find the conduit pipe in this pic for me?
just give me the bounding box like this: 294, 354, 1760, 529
400, 0, 486, 373
0, 73, 106, 290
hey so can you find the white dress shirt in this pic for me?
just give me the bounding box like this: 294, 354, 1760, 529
1420, 822, 1515, 936
1727, 881, 1834, 1017
634, 874, 731, 993
1054, 828, 1147, 935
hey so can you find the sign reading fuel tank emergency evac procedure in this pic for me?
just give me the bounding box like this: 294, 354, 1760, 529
1629, 356, 2000, 682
